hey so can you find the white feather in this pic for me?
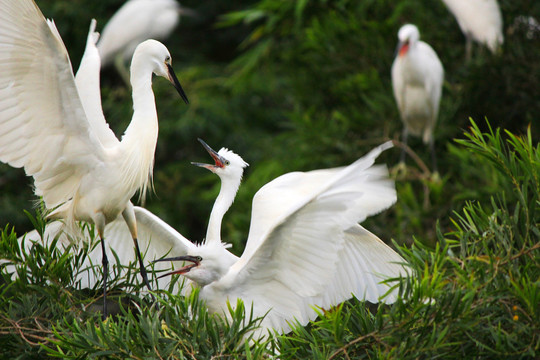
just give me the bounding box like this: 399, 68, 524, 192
391, 24, 444, 144
441, 0, 504, 52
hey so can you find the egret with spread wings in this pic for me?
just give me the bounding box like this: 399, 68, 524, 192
155, 140, 407, 337
0, 0, 189, 317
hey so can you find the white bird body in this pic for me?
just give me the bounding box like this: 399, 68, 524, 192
441, 0, 503, 55
155, 140, 407, 337
0, 0, 186, 233
392, 24, 444, 145
98, 0, 181, 67
0, 0, 188, 316
13, 140, 407, 336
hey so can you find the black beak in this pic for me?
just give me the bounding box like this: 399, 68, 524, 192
167, 63, 189, 104
154, 255, 201, 278
191, 138, 226, 169
153, 254, 200, 264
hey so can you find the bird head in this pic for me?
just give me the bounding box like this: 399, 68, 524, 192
192, 138, 249, 183
154, 243, 235, 287
132, 39, 189, 104
396, 24, 420, 57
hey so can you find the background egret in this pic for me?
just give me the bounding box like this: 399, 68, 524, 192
391, 24, 444, 173
98, 0, 194, 81
441, 0, 504, 60
0, 0, 188, 317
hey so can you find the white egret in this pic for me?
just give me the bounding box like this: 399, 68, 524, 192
154, 139, 407, 338
0, 0, 189, 317
13, 139, 407, 336
441, 0, 504, 60
98, 0, 194, 81
391, 24, 444, 173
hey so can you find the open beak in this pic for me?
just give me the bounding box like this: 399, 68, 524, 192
191, 138, 226, 171
154, 255, 200, 278
167, 63, 189, 104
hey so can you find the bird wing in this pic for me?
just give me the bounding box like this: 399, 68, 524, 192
74, 19, 119, 148
0, 0, 108, 209
241, 166, 343, 258
103, 206, 197, 291
391, 58, 406, 117
16, 206, 196, 290
418, 42, 444, 120
105, 206, 196, 264
212, 142, 401, 333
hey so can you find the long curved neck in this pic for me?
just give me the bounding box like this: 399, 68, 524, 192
118, 58, 159, 200
130, 59, 157, 126
205, 176, 240, 245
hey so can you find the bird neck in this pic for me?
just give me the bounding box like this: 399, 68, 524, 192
130, 61, 157, 119
205, 176, 240, 245
118, 61, 159, 202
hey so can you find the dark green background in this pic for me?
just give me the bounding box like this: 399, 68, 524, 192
1, 0, 538, 253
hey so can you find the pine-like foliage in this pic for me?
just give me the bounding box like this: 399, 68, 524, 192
0, 121, 538, 358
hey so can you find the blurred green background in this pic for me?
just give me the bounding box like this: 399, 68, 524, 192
0, 0, 538, 253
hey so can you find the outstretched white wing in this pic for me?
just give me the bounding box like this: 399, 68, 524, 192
74, 19, 119, 148
14, 207, 196, 290
0, 0, 106, 208
211, 142, 406, 333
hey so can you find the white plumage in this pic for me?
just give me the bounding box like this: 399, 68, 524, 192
391, 24, 444, 171
155, 140, 407, 338
97, 0, 189, 80
0, 0, 188, 316
441, 0, 504, 59
15, 140, 407, 337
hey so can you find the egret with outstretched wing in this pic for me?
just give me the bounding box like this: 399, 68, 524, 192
158, 140, 407, 337
0, 0, 189, 317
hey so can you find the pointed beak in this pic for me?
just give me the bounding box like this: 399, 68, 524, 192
191, 138, 226, 171
166, 63, 189, 104
395, 40, 409, 58
154, 255, 200, 278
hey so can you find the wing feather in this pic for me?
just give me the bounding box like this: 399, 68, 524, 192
0, 0, 106, 208
74, 19, 119, 148
209, 143, 405, 334
15, 206, 196, 291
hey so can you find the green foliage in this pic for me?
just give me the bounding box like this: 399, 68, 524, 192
276, 121, 540, 359
0, 0, 539, 356
1, 122, 538, 358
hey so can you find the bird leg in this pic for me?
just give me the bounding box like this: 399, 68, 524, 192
400, 127, 409, 165
122, 204, 152, 292
133, 238, 152, 291
429, 138, 438, 175
465, 33, 473, 63
94, 213, 108, 320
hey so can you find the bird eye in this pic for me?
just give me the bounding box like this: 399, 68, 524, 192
196, 256, 202, 262
225, 160, 230, 166
165, 56, 171, 63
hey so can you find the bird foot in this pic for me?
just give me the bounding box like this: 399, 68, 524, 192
430, 171, 441, 184
391, 162, 408, 178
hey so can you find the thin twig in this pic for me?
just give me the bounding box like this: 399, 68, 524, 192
328, 332, 376, 360
392, 139, 431, 176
